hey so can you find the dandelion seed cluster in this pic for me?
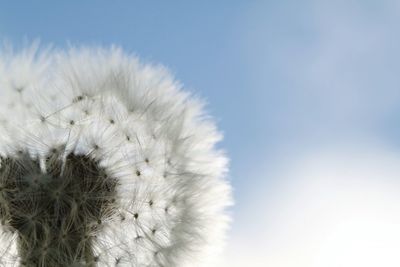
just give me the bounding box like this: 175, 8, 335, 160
0, 45, 231, 267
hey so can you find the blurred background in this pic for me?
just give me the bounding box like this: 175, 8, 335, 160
1, 1, 400, 266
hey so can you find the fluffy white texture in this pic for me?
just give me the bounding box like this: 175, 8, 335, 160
0, 45, 231, 267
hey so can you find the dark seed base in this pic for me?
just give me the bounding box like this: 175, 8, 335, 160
0, 150, 117, 267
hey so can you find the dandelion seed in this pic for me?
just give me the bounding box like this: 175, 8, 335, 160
0, 44, 231, 267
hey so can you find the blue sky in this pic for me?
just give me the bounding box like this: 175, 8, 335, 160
2, 1, 400, 266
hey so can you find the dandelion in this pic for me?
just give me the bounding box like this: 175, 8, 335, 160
0, 44, 232, 266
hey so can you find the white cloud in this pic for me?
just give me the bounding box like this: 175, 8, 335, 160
224, 144, 400, 267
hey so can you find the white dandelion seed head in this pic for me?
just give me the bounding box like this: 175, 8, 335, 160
0, 45, 232, 267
